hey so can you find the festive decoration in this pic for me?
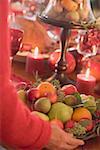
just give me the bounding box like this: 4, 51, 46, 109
15, 78, 100, 141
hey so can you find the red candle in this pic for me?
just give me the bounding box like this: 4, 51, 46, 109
26, 47, 49, 77
76, 69, 96, 95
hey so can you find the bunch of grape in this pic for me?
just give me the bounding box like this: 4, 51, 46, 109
65, 122, 86, 136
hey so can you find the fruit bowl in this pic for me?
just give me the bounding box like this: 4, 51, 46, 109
16, 79, 100, 141
39, 0, 95, 28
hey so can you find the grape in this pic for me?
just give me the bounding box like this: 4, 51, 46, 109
65, 122, 86, 136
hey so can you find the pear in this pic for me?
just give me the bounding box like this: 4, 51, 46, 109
31, 111, 49, 121
83, 97, 96, 114
48, 102, 73, 123
63, 95, 78, 106
34, 97, 51, 113
17, 89, 27, 103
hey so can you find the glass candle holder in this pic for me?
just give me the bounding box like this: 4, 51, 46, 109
10, 28, 23, 57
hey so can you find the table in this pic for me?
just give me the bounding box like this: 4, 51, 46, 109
11, 60, 100, 150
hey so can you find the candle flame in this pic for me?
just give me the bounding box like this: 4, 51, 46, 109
33, 47, 39, 58
80, 2, 83, 10
85, 68, 90, 79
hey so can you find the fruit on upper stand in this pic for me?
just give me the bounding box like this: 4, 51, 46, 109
78, 7, 89, 21
74, 0, 83, 4
63, 95, 79, 106
34, 97, 51, 113
61, 0, 78, 12
50, 119, 64, 129
26, 87, 40, 102
72, 107, 92, 122
66, 11, 80, 22
48, 102, 73, 123
61, 84, 78, 95
31, 111, 49, 121
17, 89, 27, 103
54, 0, 63, 13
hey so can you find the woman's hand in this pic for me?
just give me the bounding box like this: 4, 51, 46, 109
45, 124, 84, 150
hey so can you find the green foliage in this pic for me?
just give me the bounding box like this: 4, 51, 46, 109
50, 79, 61, 90
73, 92, 82, 105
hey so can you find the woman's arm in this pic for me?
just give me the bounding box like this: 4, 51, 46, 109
1, 82, 51, 150
0, 1, 51, 149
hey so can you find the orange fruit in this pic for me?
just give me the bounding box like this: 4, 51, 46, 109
61, 0, 78, 11
72, 107, 92, 122
38, 82, 56, 97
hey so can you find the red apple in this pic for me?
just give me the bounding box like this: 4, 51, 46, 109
49, 49, 76, 74
65, 120, 75, 129
89, 55, 100, 81
27, 87, 40, 102
79, 119, 93, 132
61, 84, 78, 95
50, 119, 64, 129
46, 92, 57, 104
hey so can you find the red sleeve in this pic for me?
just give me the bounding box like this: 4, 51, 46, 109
1, 81, 51, 150
0, 1, 51, 149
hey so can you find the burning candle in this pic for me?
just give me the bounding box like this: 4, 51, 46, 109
26, 47, 49, 77
76, 68, 96, 95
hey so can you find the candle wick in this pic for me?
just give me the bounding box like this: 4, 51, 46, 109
33, 47, 39, 58
85, 68, 90, 79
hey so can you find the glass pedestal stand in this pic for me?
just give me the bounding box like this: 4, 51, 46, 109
38, 16, 77, 86
48, 27, 75, 86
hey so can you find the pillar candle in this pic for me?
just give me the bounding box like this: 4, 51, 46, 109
0, 0, 10, 83
25, 48, 49, 78
76, 71, 96, 95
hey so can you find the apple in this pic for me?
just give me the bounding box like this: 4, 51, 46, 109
79, 119, 93, 132
50, 119, 64, 129
27, 87, 40, 102
61, 84, 78, 95
46, 92, 57, 104
17, 89, 27, 103
31, 111, 49, 121
65, 120, 75, 129
49, 49, 76, 74
89, 55, 100, 81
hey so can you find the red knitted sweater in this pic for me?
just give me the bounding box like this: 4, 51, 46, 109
0, 1, 51, 150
